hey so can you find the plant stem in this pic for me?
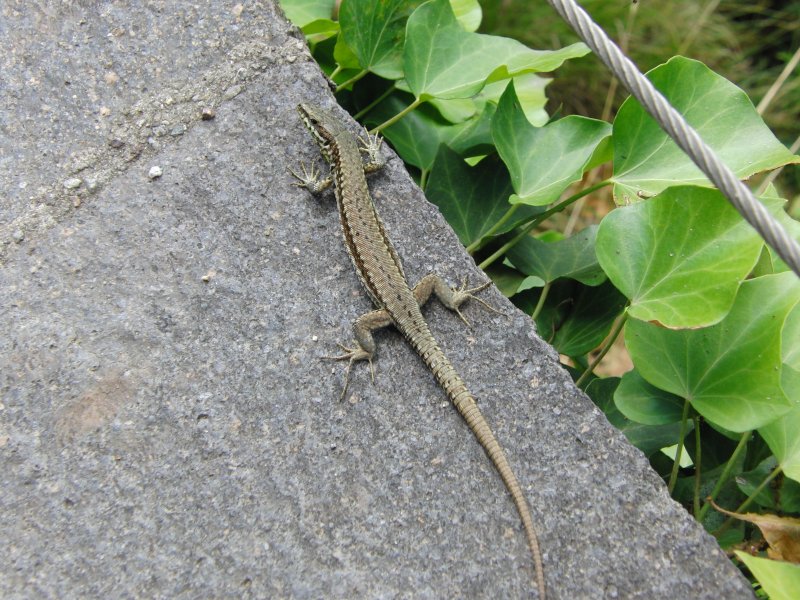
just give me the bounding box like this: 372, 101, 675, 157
419, 168, 429, 191
756, 45, 800, 115
370, 97, 423, 134
531, 282, 551, 321
352, 85, 397, 121
758, 132, 800, 195
335, 69, 368, 93
693, 414, 702, 516
713, 464, 783, 537
697, 430, 751, 522
668, 398, 692, 494
466, 204, 521, 254
477, 180, 611, 271
328, 65, 343, 82
575, 310, 628, 389
678, 0, 721, 55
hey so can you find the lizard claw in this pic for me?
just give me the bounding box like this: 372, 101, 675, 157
453, 278, 506, 317
289, 162, 331, 194
358, 129, 386, 173
323, 342, 374, 400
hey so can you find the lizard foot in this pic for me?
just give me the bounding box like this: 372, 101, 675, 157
358, 129, 386, 173
323, 342, 375, 400
450, 279, 506, 327
289, 162, 331, 194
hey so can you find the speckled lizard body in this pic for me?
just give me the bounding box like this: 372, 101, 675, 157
291, 103, 546, 598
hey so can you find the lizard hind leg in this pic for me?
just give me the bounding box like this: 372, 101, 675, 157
323, 308, 393, 399
412, 275, 505, 328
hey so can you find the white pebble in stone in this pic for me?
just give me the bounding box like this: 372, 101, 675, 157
63, 177, 82, 189
148, 166, 163, 180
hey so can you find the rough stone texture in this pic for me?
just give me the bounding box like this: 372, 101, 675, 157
0, 2, 753, 599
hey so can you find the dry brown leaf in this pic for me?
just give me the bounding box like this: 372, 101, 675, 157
710, 498, 800, 563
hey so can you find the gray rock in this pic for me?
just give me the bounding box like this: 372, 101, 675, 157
0, 1, 753, 599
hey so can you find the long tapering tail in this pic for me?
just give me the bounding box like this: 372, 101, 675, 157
423, 340, 546, 598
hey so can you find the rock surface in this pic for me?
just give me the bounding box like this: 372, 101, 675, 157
0, 2, 753, 598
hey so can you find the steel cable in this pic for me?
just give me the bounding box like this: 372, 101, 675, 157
546, 0, 800, 277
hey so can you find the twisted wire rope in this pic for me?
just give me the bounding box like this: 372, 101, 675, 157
546, 0, 800, 277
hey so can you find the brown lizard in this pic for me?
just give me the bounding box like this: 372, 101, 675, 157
291, 102, 546, 598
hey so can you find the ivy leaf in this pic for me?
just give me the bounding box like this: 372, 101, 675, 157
615, 370, 685, 425
280, 0, 335, 28
404, 0, 588, 100
625, 272, 800, 432
450, 0, 482, 31
549, 280, 627, 357
339, 0, 423, 80
596, 186, 764, 329
612, 57, 800, 201
493, 82, 611, 206
426, 146, 542, 246
759, 402, 800, 484
736, 552, 800, 599
584, 377, 686, 456
505, 226, 605, 286
443, 102, 496, 156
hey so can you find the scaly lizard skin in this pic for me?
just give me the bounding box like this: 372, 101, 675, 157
291, 103, 546, 598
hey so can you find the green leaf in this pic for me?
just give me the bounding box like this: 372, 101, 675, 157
625, 272, 800, 432
596, 186, 765, 329
280, 0, 335, 28
339, 0, 423, 80
615, 370, 685, 425
428, 97, 478, 124
783, 302, 800, 402
759, 403, 800, 483
584, 377, 687, 456
493, 82, 611, 206
442, 102, 496, 156
612, 57, 800, 201
477, 74, 549, 126
332, 35, 361, 70
549, 279, 627, 356
736, 552, 800, 600
486, 264, 539, 298
426, 146, 543, 246
735, 457, 779, 510
779, 477, 800, 513
301, 19, 340, 45
450, 0, 482, 31
404, 0, 588, 100
506, 226, 605, 286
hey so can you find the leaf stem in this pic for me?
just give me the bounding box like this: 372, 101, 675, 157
668, 397, 692, 494
328, 65, 343, 82
335, 69, 368, 93
756, 44, 800, 115
419, 168, 429, 191
370, 97, 423, 134
575, 310, 628, 389
352, 84, 397, 121
713, 464, 783, 537
531, 282, 551, 321
466, 203, 521, 254
696, 430, 751, 522
477, 180, 611, 271
693, 414, 702, 516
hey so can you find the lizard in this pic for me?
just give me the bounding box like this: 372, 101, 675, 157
290, 102, 546, 598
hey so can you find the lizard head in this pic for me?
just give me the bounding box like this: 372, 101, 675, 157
297, 103, 342, 161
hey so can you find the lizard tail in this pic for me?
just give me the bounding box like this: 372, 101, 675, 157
424, 344, 547, 599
